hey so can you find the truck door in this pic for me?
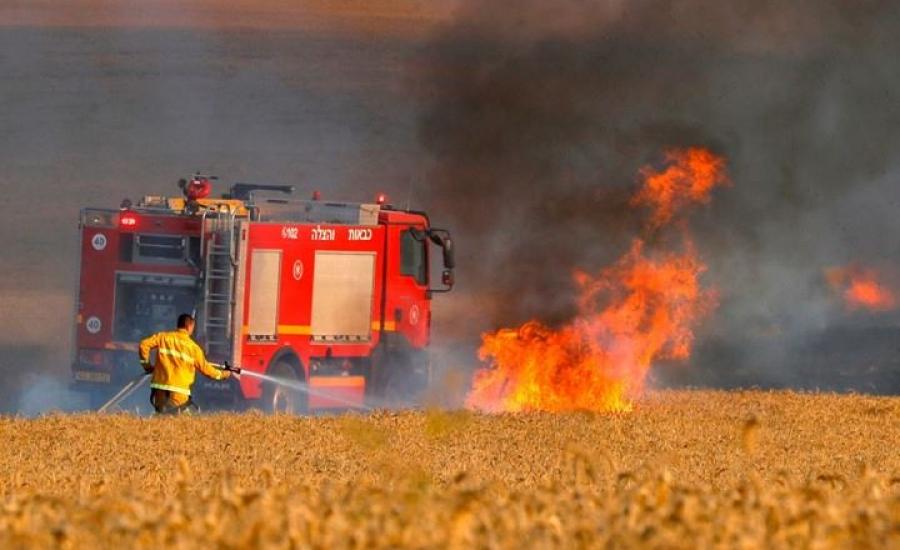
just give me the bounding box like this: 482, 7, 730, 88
390, 225, 430, 349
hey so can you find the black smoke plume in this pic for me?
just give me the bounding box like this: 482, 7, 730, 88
416, 0, 900, 390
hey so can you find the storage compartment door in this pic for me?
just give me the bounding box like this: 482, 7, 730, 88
113, 273, 198, 342
247, 249, 281, 340
311, 252, 375, 342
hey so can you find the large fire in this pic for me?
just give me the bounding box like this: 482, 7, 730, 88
825, 266, 897, 312
466, 148, 728, 413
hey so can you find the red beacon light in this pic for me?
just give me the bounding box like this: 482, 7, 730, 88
185, 176, 213, 200
119, 212, 138, 227
376, 193, 388, 205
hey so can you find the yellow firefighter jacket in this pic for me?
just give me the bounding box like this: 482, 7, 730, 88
139, 328, 228, 396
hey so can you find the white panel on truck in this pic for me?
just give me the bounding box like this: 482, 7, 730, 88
311, 251, 375, 342
247, 249, 281, 340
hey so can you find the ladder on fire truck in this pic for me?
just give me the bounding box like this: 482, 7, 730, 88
201, 211, 237, 360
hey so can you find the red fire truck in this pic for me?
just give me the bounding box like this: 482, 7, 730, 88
72, 176, 455, 412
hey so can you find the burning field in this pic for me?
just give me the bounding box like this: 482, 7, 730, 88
1, 391, 897, 547
467, 148, 728, 413
1, 1, 899, 545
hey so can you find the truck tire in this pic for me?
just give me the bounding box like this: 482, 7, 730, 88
263, 360, 308, 415
368, 347, 428, 407
366, 346, 389, 400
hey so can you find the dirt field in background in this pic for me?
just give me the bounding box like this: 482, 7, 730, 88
0, 1, 456, 35
1, 390, 897, 547
0, 4, 465, 377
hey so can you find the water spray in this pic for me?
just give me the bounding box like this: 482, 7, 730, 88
102, 362, 384, 415
219, 362, 374, 411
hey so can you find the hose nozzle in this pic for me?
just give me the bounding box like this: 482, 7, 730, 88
219, 361, 242, 374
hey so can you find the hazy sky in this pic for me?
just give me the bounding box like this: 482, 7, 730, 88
2, 1, 899, 403
0, 2, 460, 394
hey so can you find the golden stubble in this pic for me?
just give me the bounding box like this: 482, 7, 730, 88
0, 390, 897, 547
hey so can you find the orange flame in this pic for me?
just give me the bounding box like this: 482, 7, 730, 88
632, 147, 729, 228
467, 148, 728, 413
826, 266, 896, 312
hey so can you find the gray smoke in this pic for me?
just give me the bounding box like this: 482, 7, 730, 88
416, 0, 900, 391
15, 375, 88, 416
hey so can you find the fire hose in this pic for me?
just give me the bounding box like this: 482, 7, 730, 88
97, 373, 151, 413
97, 362, 242, 413
96, 359, 378, 414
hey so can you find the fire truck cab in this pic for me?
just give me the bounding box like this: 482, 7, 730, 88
72, 177, 455, 412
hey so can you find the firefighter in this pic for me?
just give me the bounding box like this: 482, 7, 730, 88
139, 313, 231, 414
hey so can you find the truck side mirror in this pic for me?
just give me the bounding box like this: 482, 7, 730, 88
442, 269, 454, 288
442, 237, 455, 269
427, 228, 455, 293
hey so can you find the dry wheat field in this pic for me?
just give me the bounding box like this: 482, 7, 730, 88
0, 390, 897, 548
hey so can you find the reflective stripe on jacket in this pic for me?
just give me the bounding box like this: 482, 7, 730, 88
139, 329, 227, 395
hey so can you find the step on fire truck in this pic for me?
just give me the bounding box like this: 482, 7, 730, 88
72, 176, 455, 412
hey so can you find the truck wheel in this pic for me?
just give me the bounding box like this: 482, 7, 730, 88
263, 360, 308, 415
368, 348, 428, 407
366, 346, 389, 400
